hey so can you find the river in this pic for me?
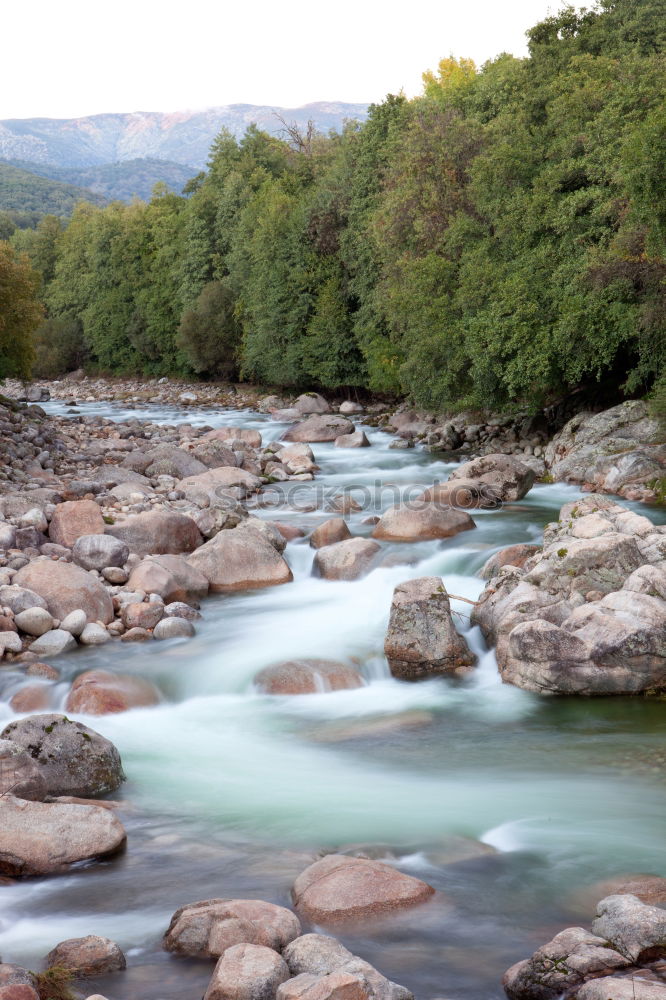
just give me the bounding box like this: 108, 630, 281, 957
1, 400, 664, 1000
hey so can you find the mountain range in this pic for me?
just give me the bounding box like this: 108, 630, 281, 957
0, 102, 369, 171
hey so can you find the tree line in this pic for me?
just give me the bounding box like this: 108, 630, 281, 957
3, 0, 666, 411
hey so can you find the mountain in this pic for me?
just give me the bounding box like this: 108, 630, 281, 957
0, 161, 107, 219
0, 102, 369, 170
5, 158, 196, 202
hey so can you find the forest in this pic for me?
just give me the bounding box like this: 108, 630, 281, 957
2, 0, 665, 412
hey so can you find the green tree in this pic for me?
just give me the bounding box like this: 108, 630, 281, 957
0, 242, 41, 378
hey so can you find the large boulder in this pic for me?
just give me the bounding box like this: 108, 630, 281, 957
0, 795, 126, 876
0, 739, 47, 800
283, 415, 354, 444
313, 539, 381, 581
72, 534, 129, 572
255, 660, 365, 695
480, 544, 541, 580
592, 894, 666, 963
178, 466, 263, 500
384, 577, 475, 680
0, 585, 47, 614
502, 927, 630, 1000
278, 971, 373, 1000
13, 560, 113, 624
188, 522, 292, 592
48, 500, 105, 548
335, 431, 370, 449
45, 936, 126, 976
544, 401, 664, 497
473, 497, 666, 695
163, 898, 301, 958
295, 393, 331, 415
417, 478, 502, 510
292, 855, 434, 927
444, 453, 536, 502
1, 714, 124, 798
372, 503, 475, 542
192, 439, 239, 470
204, 943, 290, 1000
106, 511, 202, 557
65, 670, 161, 715
127, 554, 209, 604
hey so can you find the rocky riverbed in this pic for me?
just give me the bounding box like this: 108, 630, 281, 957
0, 378, 664, 1000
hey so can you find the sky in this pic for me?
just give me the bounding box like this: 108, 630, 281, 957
2, 0, 571, 120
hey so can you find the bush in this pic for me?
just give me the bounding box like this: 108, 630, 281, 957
177, 280, 240, 378
32, 316, 87, 377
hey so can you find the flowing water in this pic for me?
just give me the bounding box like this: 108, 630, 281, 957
1, 401, 665, 1000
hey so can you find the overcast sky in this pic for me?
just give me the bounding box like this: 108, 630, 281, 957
3, 0, 571, 120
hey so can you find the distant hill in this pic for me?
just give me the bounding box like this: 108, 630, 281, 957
0, 102, 369, 170
0, 161, 107, 218
6, 158, 195, 202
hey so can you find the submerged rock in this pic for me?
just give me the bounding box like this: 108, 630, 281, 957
65, 670, 160, 715
255, 659, 365, 695
313, 538, 381, 581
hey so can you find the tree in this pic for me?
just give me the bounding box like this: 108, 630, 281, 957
177, 280, 240, 377
0, 241, 41, 379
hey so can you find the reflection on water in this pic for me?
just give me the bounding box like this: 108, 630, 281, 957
2, 400, 664, 999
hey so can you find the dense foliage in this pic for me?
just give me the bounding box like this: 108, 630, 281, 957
9, 0, 666, 411
0, 162, 106, 221
0, 242, 42, 378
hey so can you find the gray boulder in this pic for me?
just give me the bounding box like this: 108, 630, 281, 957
592, 894, 666, 963
72, 533, 129, 571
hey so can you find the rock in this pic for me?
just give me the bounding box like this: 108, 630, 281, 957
575, 977, 666, 1000
372, 503, 476, 542
0, 982, 40, 1000
153, 617, 195, 640
178, 466, 262, 499
283, 415, 354, 443
144, 445, 208, 479
592, 894, 666, 963
45, 936, 126, 976
48, 500, 105, 548
121, 602, 164, 630
274, 523, 306, 542
0, 586, 47, 614
204, 943, 290, 1000
120, 627, 151, 642
13, 607, 54, 637
502, 927, 630, 1000
335, 431, 370, 448
0, 632, 21, 656
29, 629, 77, 658
388, 410, 432, 439
26, 661, 60, 680
9, 684, 52, 713
545, 401, 663, 497
313, 539, 381, 581
0, 524, 17, 549
0, 714, 124, 797
0, 739, 47, 800
384, 577, 476, 680
127, 554, 209, 604
188, 523, 293, 592
292, 855, 435, 927
283, 934, 412, 1000
13, 560, 113, 624
65, 670, 160, 715
72, 534, 129, 572
445, 453, 536, 501
193, 439, 241, 469
201, 427, 263, 449
163, 898, 301, 958
53, 608, 84, 637
480, 545, 541, 579
310, 519, 352, 549
295, 393, 331, 415
0, 794, 126, 876
164, 601, 201, 620
79, 623, 110, 646
278, 444, 316, 473
277, 972, 371, 1000
106, 511, 202, 558
339, 401, 365, 415
255, 660, 365, 695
